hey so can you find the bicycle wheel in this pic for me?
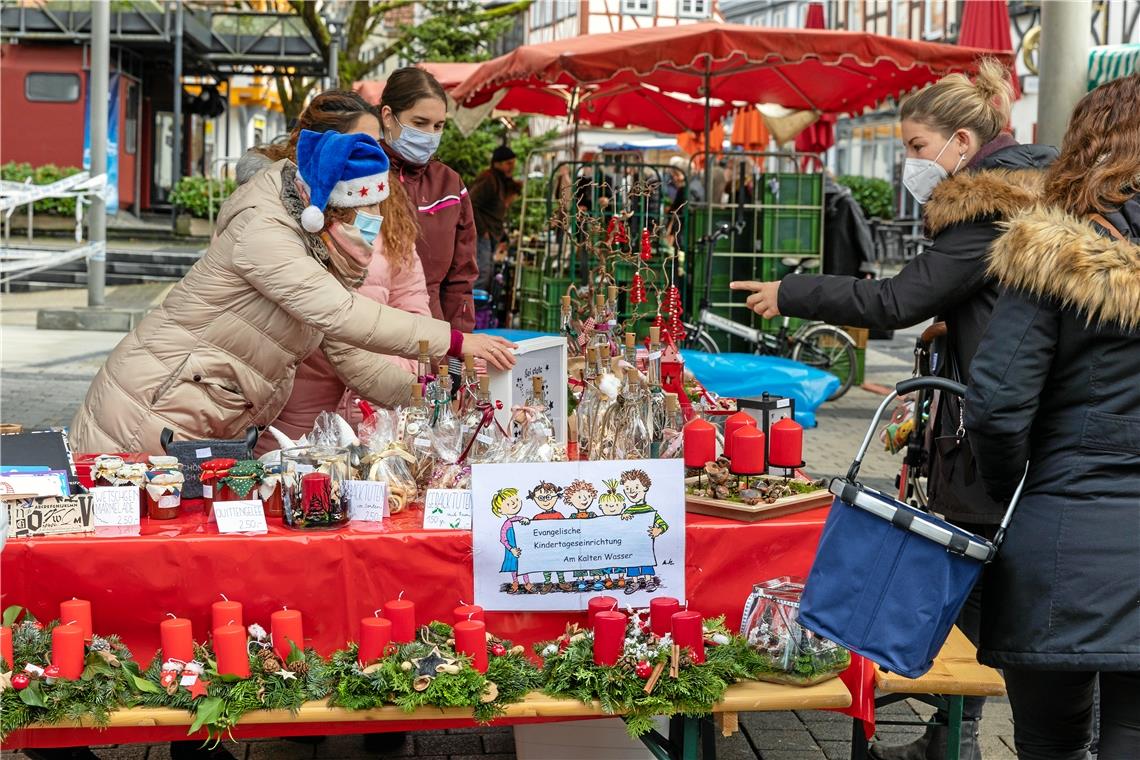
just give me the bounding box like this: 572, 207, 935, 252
791, 325, 858, 400
681, 323, 721, 354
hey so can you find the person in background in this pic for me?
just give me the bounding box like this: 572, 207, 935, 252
470, 145, 517, 292
965, 73, 1140, 760
821, 172, 876, 277
70, 127, 515, 456
377, 67, 478, 343
731, 59, 1056, 760
245, 90, 433, 453
710, 157, 729, 205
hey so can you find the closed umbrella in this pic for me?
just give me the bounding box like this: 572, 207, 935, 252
957, 0, 1020, 98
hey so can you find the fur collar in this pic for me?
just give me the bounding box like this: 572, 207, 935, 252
924, 168, 1046, 235
988, 206, 1140, 330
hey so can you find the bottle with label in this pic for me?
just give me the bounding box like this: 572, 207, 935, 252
457, 353, 479, 416
520, 375, 556, 442
588, 355, 623, 460
623, 331, 638, 369
576, 346, 600, 460
659, 392, 685, 459
402, 381, 433, 457
430, 376, 464, 462
611, 368, 650, 459
560, 295, 580, 356
461, 376, 507, 463
646, 326, 667, 458
416, 339, 433, 387
592, 293, 610, 351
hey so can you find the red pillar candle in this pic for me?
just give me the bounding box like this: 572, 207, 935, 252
160, 616, 195, 663
671, 610, 705, 664
270, 608, 304, 660
592, 610, 627, 666
454, 619, 489, 673
300, 471, 332, 515
358, 616, 393, 665
722, 412, 757, 459
453, 604, 484, 623
59, 598, 92, 642
682, 417, 716, 469
649, 597, 681, 638
587, 595, 619, 628
383, 597, 416, 643
212, 597, 243, 632
729, 426, 766, 476
213, 623, 251, 678
1, 625, 13, 668
769, 417, 804, 468
51, 623, 86, 680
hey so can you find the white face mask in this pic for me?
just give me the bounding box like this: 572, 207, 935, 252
903, 135, 965, 204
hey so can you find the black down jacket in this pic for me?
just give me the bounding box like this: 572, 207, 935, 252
778, 140, 1057, 523
965, 196, 1140, 671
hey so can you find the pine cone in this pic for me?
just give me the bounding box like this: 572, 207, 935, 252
261, 657, 282, 674
288, 660, 310, 677
256, 647, 276, 661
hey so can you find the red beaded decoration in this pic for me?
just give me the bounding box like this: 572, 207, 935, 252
630, 273, 647, 304
607, 217, 630, 246
639, 228, 653, 261
661, 285, 685, 342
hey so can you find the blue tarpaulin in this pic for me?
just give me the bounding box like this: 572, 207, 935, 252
680, 351, 838, 428
478, 331, 837, 428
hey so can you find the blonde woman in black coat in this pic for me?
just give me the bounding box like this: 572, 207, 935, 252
966, 74, 1140, 760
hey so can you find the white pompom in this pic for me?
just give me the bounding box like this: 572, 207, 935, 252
300, 205, 325, 233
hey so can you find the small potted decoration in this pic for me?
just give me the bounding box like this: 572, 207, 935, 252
199, 458, 237, 515
216, 459, 265, 505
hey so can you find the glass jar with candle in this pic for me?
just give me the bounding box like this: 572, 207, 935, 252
281, 446, 349, 529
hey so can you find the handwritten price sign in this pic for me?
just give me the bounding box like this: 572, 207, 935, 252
423, 489, 473, 530
212, 500, 268, 534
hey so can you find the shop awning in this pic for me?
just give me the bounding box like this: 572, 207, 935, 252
1088, 44, 1140, 90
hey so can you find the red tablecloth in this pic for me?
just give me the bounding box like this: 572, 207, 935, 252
1, 502, 876, 747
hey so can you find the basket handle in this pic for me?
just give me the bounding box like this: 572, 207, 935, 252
846, 377, 968, 481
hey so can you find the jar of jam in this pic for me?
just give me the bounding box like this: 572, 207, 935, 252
145, 471, 185, 519
217, 460, 266, 509
199, 458, 237, 517
259, 463, 284, 518
91, 455, 125, 487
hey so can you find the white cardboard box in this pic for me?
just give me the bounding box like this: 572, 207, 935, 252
487, 335, 569, 443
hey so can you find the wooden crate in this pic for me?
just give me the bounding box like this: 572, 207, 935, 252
685, 476, 833, 522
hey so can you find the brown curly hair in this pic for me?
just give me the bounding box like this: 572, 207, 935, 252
1043, 73, 1140, 216
259, 89, 419, 271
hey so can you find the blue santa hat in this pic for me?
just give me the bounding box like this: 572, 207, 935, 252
295, 129, 390, 234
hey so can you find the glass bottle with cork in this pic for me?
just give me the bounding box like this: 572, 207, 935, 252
560, 294, 580, 356
646, 326, 667, 458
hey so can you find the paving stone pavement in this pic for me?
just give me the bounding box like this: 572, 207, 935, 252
1, 290, 1015, 759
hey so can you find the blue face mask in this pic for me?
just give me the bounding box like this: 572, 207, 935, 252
353, 210, 383, 245
389, 116, 442, 165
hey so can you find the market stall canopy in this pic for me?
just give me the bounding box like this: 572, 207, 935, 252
1088, 44, 1140, 90
451, 22, 1015, 116
355, 61, 479, 103
957, 0, 1020, 98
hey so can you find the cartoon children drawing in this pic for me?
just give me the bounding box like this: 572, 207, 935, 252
492, 487, 533, 594
597, 479, 629, 590
528, 481, 571, 593
619, 469, 668, 594
563, 479, 602, 590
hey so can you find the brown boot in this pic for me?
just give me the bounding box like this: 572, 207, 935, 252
524, 582, 535, 593
510, 581, 519, 593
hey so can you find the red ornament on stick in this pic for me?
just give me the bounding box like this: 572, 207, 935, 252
639, 228, 653, 261
630, 273, 646, 304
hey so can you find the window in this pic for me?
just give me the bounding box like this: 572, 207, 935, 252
555, 0, 575, 21
622, 0, 654, 15
680, 0, 708, 17
25, 72, 81, 102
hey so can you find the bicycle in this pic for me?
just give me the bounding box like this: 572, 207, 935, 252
682, 220, 859, 400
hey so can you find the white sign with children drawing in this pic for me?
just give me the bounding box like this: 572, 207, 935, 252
471, 459, 686, 611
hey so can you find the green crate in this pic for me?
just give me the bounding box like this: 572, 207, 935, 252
519, 297, 559, 332
518, 264, 545, 294
762, 210, 821, 255
761, 173, 823, 206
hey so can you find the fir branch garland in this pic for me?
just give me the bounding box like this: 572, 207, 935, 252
1, 619, 139, 740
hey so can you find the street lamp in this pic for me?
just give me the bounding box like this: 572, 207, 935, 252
327, 22, 339, 89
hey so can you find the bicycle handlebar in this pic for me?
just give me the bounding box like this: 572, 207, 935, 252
895, 376, 966, 399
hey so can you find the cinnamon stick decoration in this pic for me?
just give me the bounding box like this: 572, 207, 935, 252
643, 660, 666, 694
669, 644, 680, 678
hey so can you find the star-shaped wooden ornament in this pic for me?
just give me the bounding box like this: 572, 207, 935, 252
410, 646, 457, 677
0, 671, 12, 693
276, 669, 297, 681
187, 677, 210, 699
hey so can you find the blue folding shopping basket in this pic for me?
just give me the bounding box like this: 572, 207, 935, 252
798, 377, 1024, 679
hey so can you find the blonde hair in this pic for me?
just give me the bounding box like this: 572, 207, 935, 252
900, 58, 1013, 144
491, 488, 519, 517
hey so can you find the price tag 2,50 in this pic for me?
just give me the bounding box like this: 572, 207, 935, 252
212, 500, 268, 535
91, 487, 141, 536
344, 480, 388, 522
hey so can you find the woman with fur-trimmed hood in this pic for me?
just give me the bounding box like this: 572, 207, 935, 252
732, 60, 1055, 760
965, 74, 1140, 760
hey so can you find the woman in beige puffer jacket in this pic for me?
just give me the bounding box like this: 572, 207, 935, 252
71, 147, 513, 454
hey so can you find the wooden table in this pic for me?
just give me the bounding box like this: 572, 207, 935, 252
851, 627, 1005, 760
12, 679, 852, 760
